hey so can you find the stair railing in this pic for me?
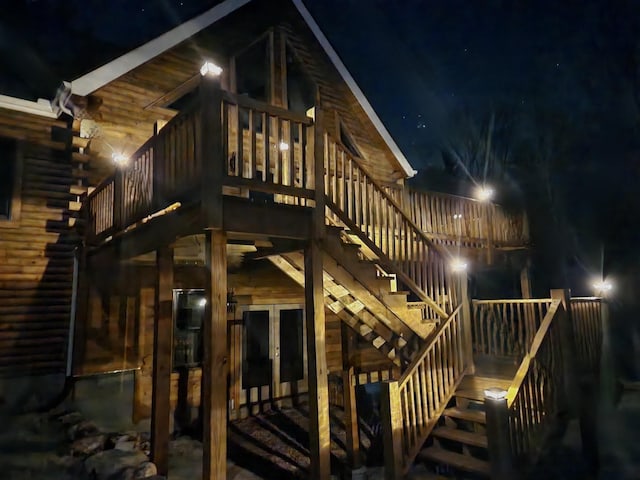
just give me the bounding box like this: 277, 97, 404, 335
322, 133, 455, 320
570, 297, 604, 374
500, 298, 564, 464
380, 304, 468, 477
472, 298, 553, 362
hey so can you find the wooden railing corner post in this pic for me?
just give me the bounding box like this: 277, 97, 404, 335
459, 271, 475, 374
151, 122, 164, 212
485, 393, 515, 480
113, 167, 123, 232
485, 203, 495, 265
380, 381, 403, 480
199, 73, 224, 228
550, 288, 579, 416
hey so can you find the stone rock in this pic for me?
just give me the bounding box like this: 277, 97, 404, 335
114, 440, 137, 452
57, 411, 84, 426
138, 440, 151, 456
68, 419, 100, 440
134, 461, 157, 478
84, 449, 148, 480
71, 434, 107, 456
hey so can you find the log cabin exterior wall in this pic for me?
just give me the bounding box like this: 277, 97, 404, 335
0, 107, 76, 376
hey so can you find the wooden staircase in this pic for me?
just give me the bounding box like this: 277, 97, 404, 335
417, 374, 512, 478
268, 225, 438, 366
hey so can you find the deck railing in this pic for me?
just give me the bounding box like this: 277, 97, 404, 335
504, 299, 564, 462
570, 297, 603, 373
323, 134, 456, 320
384, 185, 529, 252
472, 299, 552, 361
381, 305, 468, 477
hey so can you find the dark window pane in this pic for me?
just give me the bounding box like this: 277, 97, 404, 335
286, 45, 315, 115
173, 291, 205, 368
243, 310, 271, 387
236, 38, 270, 103
279, 308, 304, 382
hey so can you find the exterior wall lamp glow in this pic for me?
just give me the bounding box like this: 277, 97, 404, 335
450, 258, 468, 273
592, 280, 612, 296
200, 61, 223, 77
475, 185, 494, 202
112, 152, 128, 165
278, 141, 290, 151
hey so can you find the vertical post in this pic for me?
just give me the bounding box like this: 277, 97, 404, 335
312, 105, 326, 240
550, 289, 579, 416
341, 323, 361, 470
380, 381, 403, 479
72, 247, 89, 376
202, 230, 228, 480
152, 122, 164, 211
485, 203, 495, 265
459, 272, 475, 374
520, 258, 532, 299
200, 73, 224, 228
113, 168, 123, 232
304, 241, 331, 480
151, 246, 174, 476
485, 391, 514, 480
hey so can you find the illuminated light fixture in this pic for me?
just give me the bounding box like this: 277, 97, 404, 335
112, 152, 128, 165
200, 61, 223, 77
279, 141, 290, 151
484, 387, 508, 400
592, 280, 613, 295
475, 185, 494, 202
450, 258, 468, 273
198, 297, 207, 307
452, 213, 463, 220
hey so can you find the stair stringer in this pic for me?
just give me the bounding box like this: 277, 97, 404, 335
323, 228, 437, 339
268, 253, 411, 366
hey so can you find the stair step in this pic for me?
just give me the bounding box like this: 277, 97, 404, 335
432, 427, 487, 448
444, 407, 486, 424
418, 447, 490, 477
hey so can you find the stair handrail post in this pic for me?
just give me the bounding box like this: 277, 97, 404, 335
113, 164, 123, 232
484, 389, 515, 480
152, 122, 164, 212
550, 288, 580, 417
380, 380, 403, 480
199, 71, 224, 229
312, 104, 326, 241
459, 270, 475, 374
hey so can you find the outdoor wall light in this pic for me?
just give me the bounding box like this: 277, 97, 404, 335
450, 258, 468, 273
452, 213, 463, 220
112, 152, 128, 165
484, 387, 508, 400
592, 279, 613, 295
475, 185, 494, 202
198, 297, 207, 307
279, 141, 290, 151
200, 61, 223, 77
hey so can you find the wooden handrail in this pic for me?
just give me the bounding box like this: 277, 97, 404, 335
503, 299, 565, 462
222, 91, 313, 125
570, 297, 603, 373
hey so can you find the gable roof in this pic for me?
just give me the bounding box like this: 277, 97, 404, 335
4, 0, 417, 177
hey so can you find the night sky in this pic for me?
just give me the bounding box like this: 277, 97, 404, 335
2, 0, 639, 291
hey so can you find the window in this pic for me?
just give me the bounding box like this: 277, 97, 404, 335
286, 44, 315, 115
235, 36, 271, 103
0, 137, 22, 225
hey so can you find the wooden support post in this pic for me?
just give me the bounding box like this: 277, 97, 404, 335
459, 272, 475, 374
485, 393, 514, 480
519, 260, 532, 299
200, 73, 224, 228
312, 105, 326, 240
72, 247, 89, 376
550, 289, 579, 416
485, 203, 495, 265
304, 241, 331, 480
202, 230, 228, 480
341, 323, 361, 470
151, 246, 174, 476
380, 381, 403, 480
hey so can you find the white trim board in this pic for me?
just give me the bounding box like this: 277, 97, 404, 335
0, 94, 57, 119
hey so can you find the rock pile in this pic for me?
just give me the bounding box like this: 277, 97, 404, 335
55, 410, 164, 480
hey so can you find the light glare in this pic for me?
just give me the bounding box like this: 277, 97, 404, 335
475, 185, 494, 202
200, 61, 223, 77
592, 280, 612, 295
279, 141, 289, 151
112, 152, 128, 165
451, 258, 468, 273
